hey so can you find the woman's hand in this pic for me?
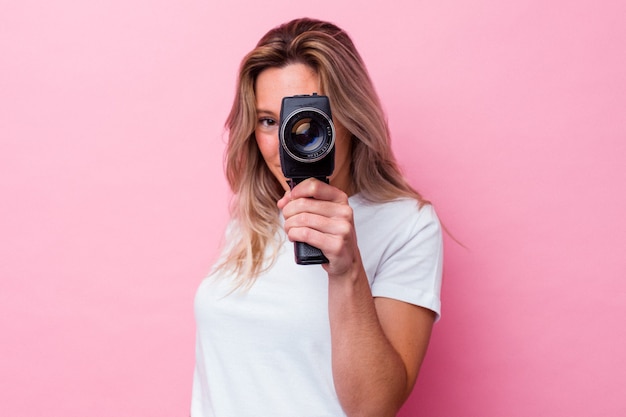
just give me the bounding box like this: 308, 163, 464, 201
277, 178, 362, 279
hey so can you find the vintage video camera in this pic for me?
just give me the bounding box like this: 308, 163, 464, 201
279, 93, 336, 265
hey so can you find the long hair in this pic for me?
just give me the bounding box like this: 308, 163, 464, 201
216, 18, 427, 286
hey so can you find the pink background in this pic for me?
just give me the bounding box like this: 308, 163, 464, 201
2, 1, 625, 416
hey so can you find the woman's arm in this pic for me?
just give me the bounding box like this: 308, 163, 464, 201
278, 179, 436, 417
327, 269, 435, 417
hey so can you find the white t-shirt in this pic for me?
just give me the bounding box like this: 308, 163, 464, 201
191, 194, 443, 417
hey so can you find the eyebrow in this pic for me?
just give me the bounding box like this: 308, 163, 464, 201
256, 109, 279, 118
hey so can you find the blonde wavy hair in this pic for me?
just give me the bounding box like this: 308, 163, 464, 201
215, 17, 427, 286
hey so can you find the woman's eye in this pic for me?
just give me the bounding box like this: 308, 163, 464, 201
258, 118, 277, 129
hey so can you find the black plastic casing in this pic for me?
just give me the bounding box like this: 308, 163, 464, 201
279, 94, 335, 265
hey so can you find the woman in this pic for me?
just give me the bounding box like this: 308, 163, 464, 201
192, 17, 443, 417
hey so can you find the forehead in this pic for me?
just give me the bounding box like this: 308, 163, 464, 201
255, 63, 321, 111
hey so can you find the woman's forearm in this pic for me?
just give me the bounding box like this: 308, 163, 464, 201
327, 267, 408, 417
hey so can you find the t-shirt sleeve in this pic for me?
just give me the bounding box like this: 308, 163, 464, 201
370, 203, 443, 320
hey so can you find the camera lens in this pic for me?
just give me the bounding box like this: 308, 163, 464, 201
292, 119, 324, 153
281, 108, 335, 163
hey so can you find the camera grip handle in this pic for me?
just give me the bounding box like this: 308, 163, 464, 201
288, 177, 330, 265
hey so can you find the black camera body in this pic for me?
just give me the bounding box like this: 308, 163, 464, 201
279, 93, 335, 185
279, 93, 336, 265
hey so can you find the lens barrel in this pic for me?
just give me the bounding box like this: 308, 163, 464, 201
280, 107, 335, 163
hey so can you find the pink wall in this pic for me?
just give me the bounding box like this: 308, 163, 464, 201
2, 1, 625, 416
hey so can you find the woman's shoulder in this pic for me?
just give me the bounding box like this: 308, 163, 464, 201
349, 194, 439, 225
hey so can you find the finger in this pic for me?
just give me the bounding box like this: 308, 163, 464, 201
284, 209, 351, 234
277, 190, 291, 210
289, 178, 348, 204
283, 214, 355, 268
285, 223, 346, 258
282, 197, 353, 223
